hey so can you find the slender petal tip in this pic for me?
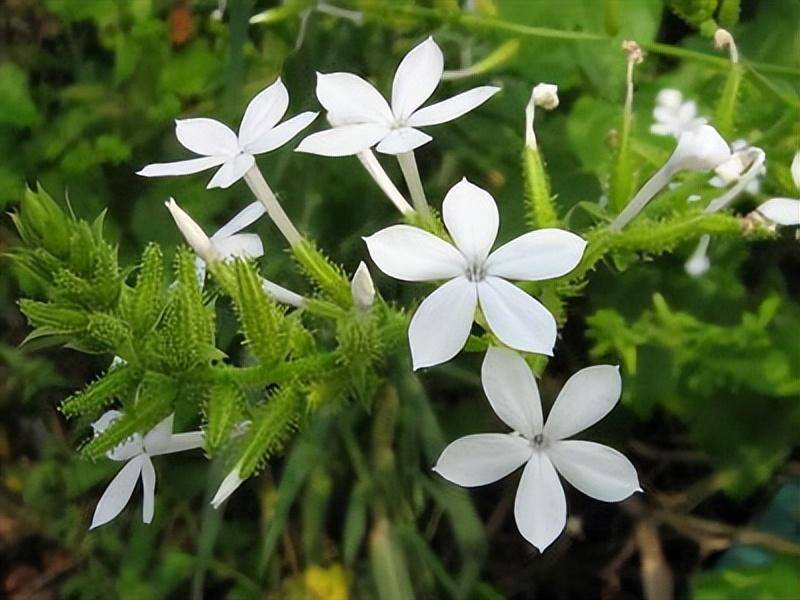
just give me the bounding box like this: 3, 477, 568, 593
211, 466, 245, 509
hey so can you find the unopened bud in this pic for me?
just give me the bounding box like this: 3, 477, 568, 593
532, 83, 559, 110
713, 28, 738, 63
165, 198, 218, 262
350, 261, 376, 310
670, 125, 731, 172
622, 39, 644, 64
791, 151, 800, 189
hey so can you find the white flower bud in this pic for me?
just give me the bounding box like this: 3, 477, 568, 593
165, 198, 218, 262
791, 151, 800, 189
685, 235, 711, 277
713, 28, 738, 63
350, 261, 376, 310
670, 125, 731, 172
211, 462, 245, 509
532, 83, 559, 110
756, 198, 800, 226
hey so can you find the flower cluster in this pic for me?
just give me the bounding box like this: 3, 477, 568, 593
77, 34, 794, 552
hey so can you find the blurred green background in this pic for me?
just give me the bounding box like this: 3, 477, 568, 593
1, 0, 799, 598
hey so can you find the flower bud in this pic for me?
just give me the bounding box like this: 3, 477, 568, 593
791, 151, 800, 189
211, 461, 244, 509
350, 261, 376, 310
685, 235, 711, 277
165, 198, 218, 262
670, 125, 731, 172
713, 28, 738, 63
532, 83, 559, 110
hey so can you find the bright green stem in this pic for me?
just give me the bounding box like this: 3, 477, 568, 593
243, 165, 303, 247
291, 240, 352, 307
522, 147, 558, 228
715, 64, 743, 139
610, 60, 637, 212
397, 151, 431, 219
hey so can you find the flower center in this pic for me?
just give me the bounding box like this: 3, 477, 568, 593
531, 433, 545, 449
465, 263, 486, 282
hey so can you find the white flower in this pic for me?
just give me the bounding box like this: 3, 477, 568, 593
670, 124, 732, 172
351, 261, 376, 310
756, 198, 800, 226
709, 140, 765, 194
165, 198, 264, 272
754, 152, 800, 227
434, 347, 641, 551
138, 79, 317, 189
90, 411, 204, 529
364, 179, 586, 369
650, 89, 707, 138
295, 37, 500, 157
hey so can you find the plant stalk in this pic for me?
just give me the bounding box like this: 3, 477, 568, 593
610, 164, 676, 231
357, 150, 415, 215
397, 151, 431, 218
243, 165, 302, 247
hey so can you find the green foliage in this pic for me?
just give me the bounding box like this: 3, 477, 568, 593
522, 146, 559, 228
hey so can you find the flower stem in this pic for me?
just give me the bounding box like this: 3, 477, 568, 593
261, 278, 305, 308
396, 151, 431, 218
357, 150, 415, 216
610, 163, 676, 231
243, 165, 302, 247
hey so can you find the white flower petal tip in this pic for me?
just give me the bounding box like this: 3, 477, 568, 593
757, 198, 800, 227
671, 124, 731, 172
791, 151, 800, 189
351, 261, 376, 310
211, 466, 245, 509
532, 83, 559, 110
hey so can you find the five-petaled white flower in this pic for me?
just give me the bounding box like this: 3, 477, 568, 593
364, 179, 586, 369
295, 37, 500, 157
434, 347, 641, 552
650, 88, 707, 138
138, 79, 317, 188
756, 151, 800, 227
90, 411, 204, 529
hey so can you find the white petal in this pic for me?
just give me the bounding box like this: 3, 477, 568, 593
374, 127, 432, 154
407, 86, 500, 127
409, 276, 477, 369
295, 123, 390, 157
175, 118, 239, 157
547, 440, 641, 502
243, 111, 318, 154
211, 464, 244, 509
433, 433, 532, 487
214, 233, 264, 260
92, 410, 122, 435
442, 178, 499, 266
514, 452, 566, 552
238, 79, 289, 150
757, 198, 800, 226
262, 279, 305, 308
140, 455, 156, 523
791, 151, 800, 189
207, 154, 255, 189
363, 224, 466, 282
137, 156, 227, 178
148, 432, 205, 456
481, 346, 543, 438
143, 414, 174, 454
90, 456, 145, 529
486, 229, 586, 281
543, 365, 622, 441
391, 37, 443, 121
212, 201, 266, 239
477, 277, 556, 356
315, 72, 393, 125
